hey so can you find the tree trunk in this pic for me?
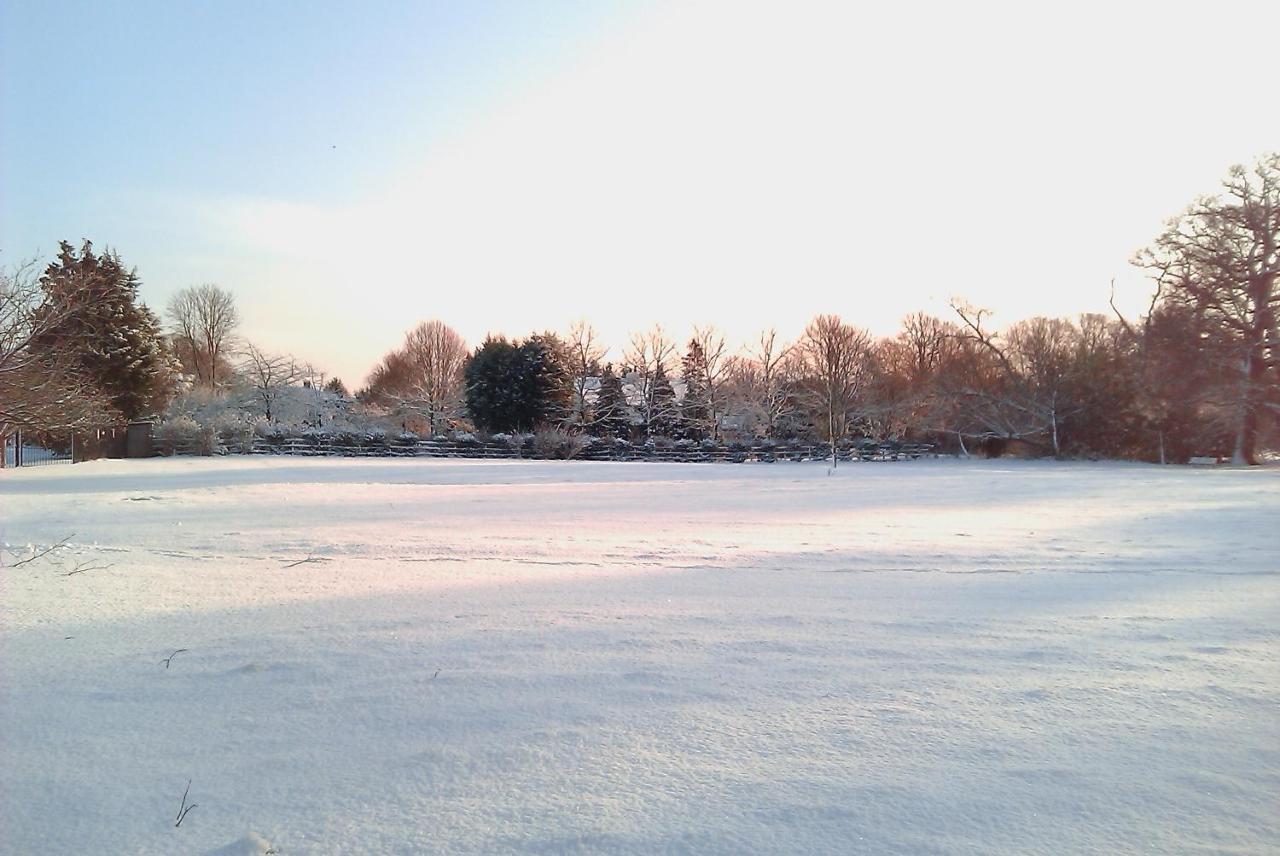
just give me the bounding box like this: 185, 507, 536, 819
1232, 349, 1261, 465
828, 406, 837, 469
1234, 274, 1275, 466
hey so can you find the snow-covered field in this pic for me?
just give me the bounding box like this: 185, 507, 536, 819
2, 457, 1277, 855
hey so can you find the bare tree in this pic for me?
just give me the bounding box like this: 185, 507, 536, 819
798, 314, 873, 467
725, 329, 796, 438
167, 284, 239, 388
401, 320, 467, 433
1134, 153, 1279, 464
362, 320, 467, 434
624, 324, 679, 439
564, 319, 606, 429
239, 343, 306, 422
897, 313, 957, 384
682, 325, 730, 440
1112, 280, 1224, 463
947, 304, 1082, 455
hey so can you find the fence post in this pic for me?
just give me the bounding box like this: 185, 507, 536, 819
14, 429, 21, 467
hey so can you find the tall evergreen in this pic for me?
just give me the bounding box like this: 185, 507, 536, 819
681, 338, 710, 439
594, 362, 631, 438
35, 240, 175, 420
651, 364, 679, 438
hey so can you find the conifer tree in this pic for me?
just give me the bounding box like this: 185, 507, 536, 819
681, 338, 710, 440
651, 365, 679, 438
464, 333, 573, 433
524, 332, 573, 425
594, 362, 631, 438
35, 240, 175, 420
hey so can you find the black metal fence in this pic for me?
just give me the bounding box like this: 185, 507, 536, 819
3, 440, 72, 468
2, 426, 129, 469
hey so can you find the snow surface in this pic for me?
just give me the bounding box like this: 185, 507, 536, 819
1, 457, 1277, 855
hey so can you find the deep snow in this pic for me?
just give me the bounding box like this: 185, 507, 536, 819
1, 457, 1277, 854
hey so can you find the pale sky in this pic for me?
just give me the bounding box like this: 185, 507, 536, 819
3, 0, 1277, 387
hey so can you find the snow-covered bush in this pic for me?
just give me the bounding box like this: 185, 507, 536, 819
211, 414, 255, 454
532, 427, 590, 460
156, 416, 199, 456
196, 423, 220, 456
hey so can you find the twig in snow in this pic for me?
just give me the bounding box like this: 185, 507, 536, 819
160, 649, 189, 669
8, 534, 75, 568
63, 559, 114, 577
280, 553, 332, 568
174, 779, 197, 827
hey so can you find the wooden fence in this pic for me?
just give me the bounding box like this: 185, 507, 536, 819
154, 433, 935, 464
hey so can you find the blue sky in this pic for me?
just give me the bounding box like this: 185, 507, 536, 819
4, 1, 1278, 387
3, 0, 629, 257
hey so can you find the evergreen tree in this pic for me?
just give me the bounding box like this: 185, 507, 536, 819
593, 362, 631, 438
464, 334, 573, 433
651, 365, 679, 438
524, 332, 573, 425
35, 240, 175, 420
681, 338, 710, 439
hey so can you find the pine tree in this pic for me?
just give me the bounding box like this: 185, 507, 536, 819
651, 365, 679, 438
35, 240, 175, 420
681, 338, 710, 440
594, 363, 631, 438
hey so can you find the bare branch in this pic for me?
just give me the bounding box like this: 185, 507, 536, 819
7, 534, 75, 568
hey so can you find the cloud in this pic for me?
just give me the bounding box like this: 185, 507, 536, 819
201, 0, 1280, 382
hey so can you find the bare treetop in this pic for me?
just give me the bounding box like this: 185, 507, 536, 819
168, 284, 239, 388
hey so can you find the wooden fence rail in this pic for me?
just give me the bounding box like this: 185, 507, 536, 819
154, 434, 935, 464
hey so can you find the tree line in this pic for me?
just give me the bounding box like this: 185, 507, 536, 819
2, 154, 1276, 464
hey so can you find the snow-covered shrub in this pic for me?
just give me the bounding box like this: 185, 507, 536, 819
211, 414, 256, 454
453, 432, 483, 449
532, 427, 590, 460
322, 429, 359, 451
156, 416, 199, 456
255, 422, 286, 440
196, 423, 220, 456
